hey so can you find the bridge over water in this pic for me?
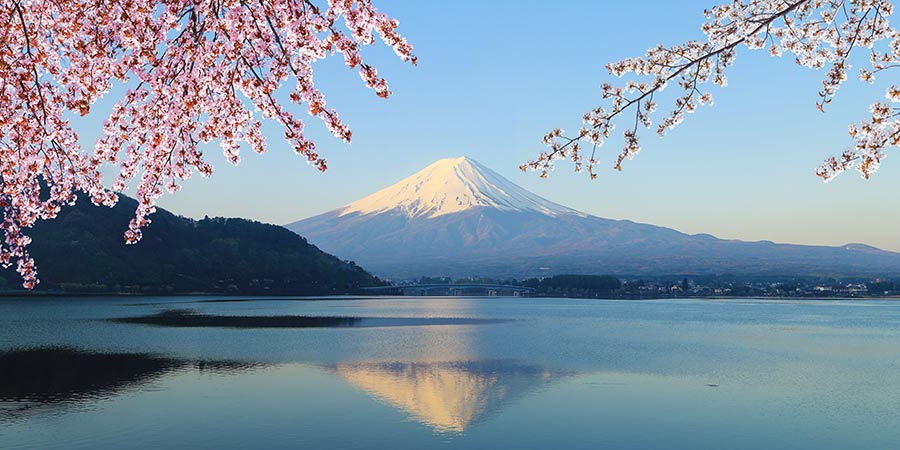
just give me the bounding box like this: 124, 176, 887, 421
362, 284, 535, 296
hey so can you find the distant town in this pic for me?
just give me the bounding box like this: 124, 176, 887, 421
377, 275, 900, 299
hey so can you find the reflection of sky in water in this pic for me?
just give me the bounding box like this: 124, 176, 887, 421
0, 297, 899, 449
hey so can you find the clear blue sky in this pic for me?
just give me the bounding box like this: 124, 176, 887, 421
75, 1, 900, 251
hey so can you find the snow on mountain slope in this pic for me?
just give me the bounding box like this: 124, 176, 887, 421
338, 157, 584, 218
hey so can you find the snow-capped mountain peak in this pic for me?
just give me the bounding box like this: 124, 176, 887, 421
338, 156, 585, 219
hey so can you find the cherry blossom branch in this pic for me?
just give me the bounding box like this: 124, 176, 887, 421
0, 0, 416, 288
525, 0, 900, 187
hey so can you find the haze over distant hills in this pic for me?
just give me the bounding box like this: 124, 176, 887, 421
288, 157, 900, 280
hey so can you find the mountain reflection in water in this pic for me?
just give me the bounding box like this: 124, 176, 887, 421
332, 360, 571, 433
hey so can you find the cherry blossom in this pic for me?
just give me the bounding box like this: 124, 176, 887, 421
524, 0, 899, 185
1, 0, 415, 288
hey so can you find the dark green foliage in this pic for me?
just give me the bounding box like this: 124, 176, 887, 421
2, 194, 384, 294
111, 310, 364, 328
417, 276, 452, 284
869, 281, 897, 293
522, 274, 622, 298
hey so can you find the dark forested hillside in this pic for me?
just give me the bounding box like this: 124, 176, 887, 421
1, 194, 383, 294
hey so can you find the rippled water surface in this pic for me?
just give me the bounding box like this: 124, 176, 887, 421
1, 296, 899, 449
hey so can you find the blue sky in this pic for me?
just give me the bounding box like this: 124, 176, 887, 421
75, 1, 900, 251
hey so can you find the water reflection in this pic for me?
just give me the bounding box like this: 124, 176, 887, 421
0, 347, 258, 421
332, 360, 571, 433
2, 297, 900, 449
111, 309, 507, 329
322, 299, 572, 433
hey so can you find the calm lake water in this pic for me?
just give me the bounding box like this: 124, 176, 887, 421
1, 296, 899, 449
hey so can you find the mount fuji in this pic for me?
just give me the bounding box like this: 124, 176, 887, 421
287, 157, 900, 280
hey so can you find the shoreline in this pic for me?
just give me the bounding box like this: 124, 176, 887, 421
1, 292, 900, 302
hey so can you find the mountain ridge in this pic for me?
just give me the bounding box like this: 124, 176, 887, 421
287, 157, 900, 280
4, 193, 384, 294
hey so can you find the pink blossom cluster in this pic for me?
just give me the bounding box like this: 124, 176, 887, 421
0, 0, 415, 288
523, 0, 900, 184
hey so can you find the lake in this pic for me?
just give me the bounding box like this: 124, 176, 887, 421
1, 296, 899, 449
